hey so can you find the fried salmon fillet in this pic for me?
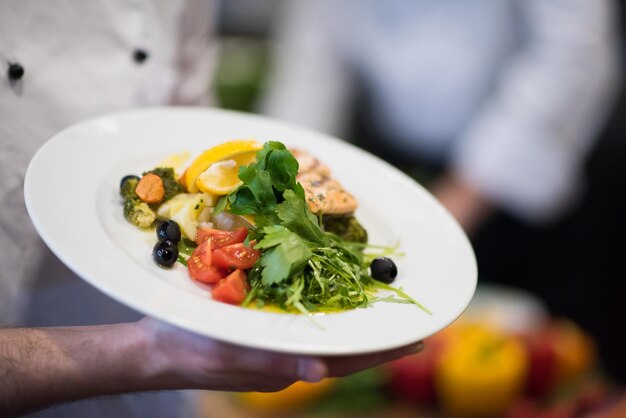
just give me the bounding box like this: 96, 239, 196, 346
290, 149, 358, 215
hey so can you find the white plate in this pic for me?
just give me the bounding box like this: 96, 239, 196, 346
24, 107, 476, 355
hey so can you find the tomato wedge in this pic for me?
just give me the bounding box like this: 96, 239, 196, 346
195, 226, 248, 248
187, 240, 227, 284
212, 242, 261, 270
212, 269, 250, 305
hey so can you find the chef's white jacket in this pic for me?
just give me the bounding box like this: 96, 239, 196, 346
262, 0, 621, 222
0, 0, 216, 326
0, 9, 220, 418
1, 1, 217, 416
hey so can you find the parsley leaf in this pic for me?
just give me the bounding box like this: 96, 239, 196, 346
277, 189, 326, 244
228, 169, 277, 216
257, 142, 299, 192
227, 141, 299, 225
256, 226, 312, 285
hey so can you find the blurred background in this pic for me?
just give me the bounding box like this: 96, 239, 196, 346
201, 0, 626, 417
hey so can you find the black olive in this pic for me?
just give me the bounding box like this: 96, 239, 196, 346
156, 220, 181, 244
153, 239, 179, 267
370, 257, 398, 284
120, 174, 140, 189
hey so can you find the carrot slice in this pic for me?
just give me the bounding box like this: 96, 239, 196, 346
135, 173, 165, 204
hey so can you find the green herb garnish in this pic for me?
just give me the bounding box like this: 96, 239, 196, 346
227, 141, 429, 314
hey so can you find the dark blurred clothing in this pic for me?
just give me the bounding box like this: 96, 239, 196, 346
474, 90, 626, 383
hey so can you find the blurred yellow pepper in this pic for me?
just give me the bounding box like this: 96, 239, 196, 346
436, 324, 528, 417
236, 378, 336, 414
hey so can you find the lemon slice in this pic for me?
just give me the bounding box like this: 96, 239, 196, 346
196, 159, 242, 195
184, 139, 262, 193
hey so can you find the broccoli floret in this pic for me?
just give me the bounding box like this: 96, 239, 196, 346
323, 215, 368, 243
120, 176, 154, 228
123, 197, 156, 229
144, 167, 184, 202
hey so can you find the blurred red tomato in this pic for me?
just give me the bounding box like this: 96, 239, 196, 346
384, 334, 448, 405
524, 333, 558, 397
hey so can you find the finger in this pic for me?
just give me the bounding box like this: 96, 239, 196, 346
217, 344, 328, 383
324, 341, 424, 377
199, 372, 297, 393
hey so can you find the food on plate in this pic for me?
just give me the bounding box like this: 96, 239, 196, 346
156, 193, 214, 240
320, 214, 367, 243
119, 140, 429, 314
369, 257, 398, 284
121, 177, 156, 228
135, 172, 165, 204
120, 167, 184, 228
156, 219, 182, 244
183, 139, 261, 193
152, 239, 179, 267
152, 219, 182, 268
292, 148, 358, 215
212, 269, 251, 305
291, 148, 367, 243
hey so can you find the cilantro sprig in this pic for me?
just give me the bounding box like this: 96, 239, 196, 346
226, 141, 429, 314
